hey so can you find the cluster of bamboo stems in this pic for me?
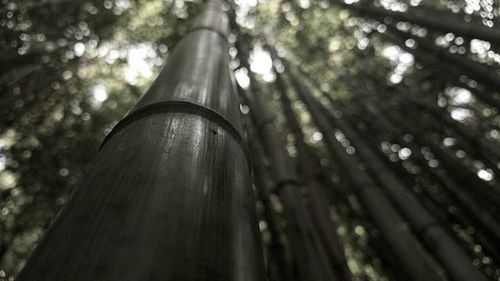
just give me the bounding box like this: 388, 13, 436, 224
15, 0, 500, 280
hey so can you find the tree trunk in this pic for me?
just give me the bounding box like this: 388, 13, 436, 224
337, 69, 500, 213
373, 100, 500, 211
236, 42, 338, 281
385, 26, 500, 91
8, 0, 81, 10
246, 124, 295, 281
274, 71, 352, 281
16, 1, 266, 280
360, 100, 500, 258
318, 96, 488, 281
280, 60, 445, 281
379, 30, 500, 110
402, 94, 500, 171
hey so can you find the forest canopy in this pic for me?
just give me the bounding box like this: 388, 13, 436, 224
1, 0, 500, 280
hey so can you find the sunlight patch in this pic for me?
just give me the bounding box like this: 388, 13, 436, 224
381, 45, 414, 84
250, 46, 273, 76
125, 43, 156, 85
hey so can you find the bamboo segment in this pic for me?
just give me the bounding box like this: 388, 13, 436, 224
16, 1, 266, 280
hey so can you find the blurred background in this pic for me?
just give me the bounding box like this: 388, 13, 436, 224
1, 0, 500, 280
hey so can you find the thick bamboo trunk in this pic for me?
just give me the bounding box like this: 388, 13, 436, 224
274, 72, 352, 281
332, 0, 500, 44
279, 60, 445, 281
16, 2, 266, 280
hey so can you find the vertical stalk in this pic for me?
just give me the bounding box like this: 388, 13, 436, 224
274, 71, 352, 281
318, 94, 489, 281
16, 1, 266, 280
277, 54, 445, 281
245, 119, 295, 281
236, 43, 338, 281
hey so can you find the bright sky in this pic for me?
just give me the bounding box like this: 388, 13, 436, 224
250, 46, 275, 82
235, 45, 275, 88
90, 84, 108, 109
381, 45, 414, 84
92, 84, 108, 102
124, 43, 156, 85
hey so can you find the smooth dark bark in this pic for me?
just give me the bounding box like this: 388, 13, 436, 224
16, 2, 266, 280
333, 0, 500, 44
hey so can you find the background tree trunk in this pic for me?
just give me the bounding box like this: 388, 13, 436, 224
281, 59, 445, 281
333, 0, 500, 44
274, 70, 352, 281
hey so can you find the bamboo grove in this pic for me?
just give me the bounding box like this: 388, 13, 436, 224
1, 0, 500, 280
